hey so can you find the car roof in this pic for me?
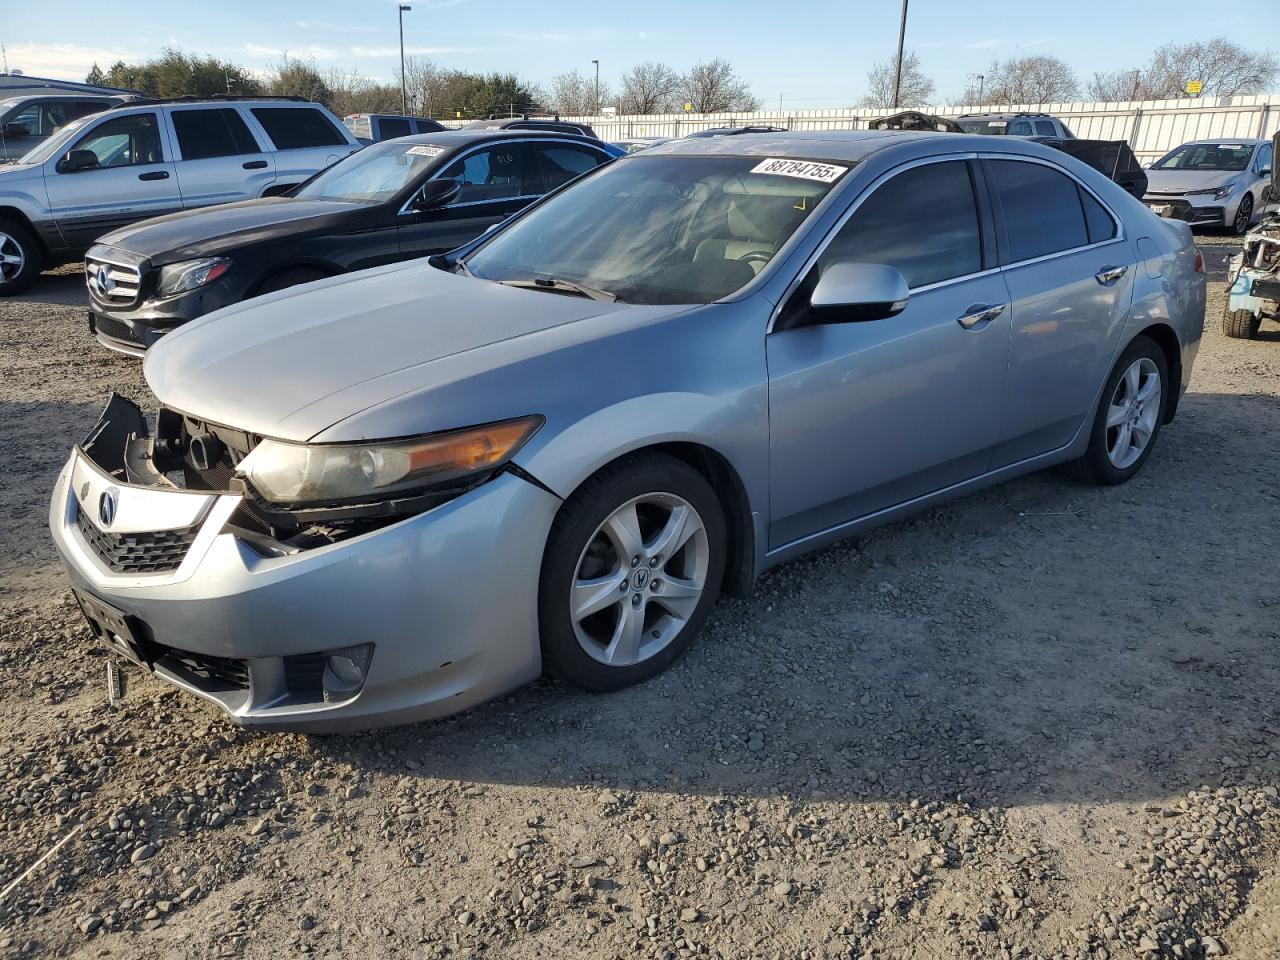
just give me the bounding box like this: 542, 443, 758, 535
1, 92, 118, 104
392, 128, 605, 148
1182, 137, 1264, 145
642, 129, 958, 163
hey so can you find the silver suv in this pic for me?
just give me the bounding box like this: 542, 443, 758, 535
0, 94, 125, 162
957, 112, 1076, 139
0, 96, 360, 294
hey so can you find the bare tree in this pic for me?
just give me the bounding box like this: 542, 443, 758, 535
618, 61, 680, 114
1088, 38, 1278, 101
858, 52, 935, 109
266, 54, 331, 105
325, 68, 400, 117
399, 56, 475, 119
976, 55, 1079, 106
544, 70, 613, 115
680, 59, 760, 113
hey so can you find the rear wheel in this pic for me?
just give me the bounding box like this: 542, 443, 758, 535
0, 219, 42, 297
1222, 305, 1262, 339
253, 267, 329, 297
539, 453, 725, 692
1062, 335, 1168, 485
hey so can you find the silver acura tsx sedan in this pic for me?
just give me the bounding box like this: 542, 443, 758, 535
51, 131, 1206, 731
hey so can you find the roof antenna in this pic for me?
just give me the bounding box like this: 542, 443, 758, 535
1, 45, 8, 74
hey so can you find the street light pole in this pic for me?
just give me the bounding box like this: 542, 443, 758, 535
592, 59, 599, 115
399, 4, 412, 115
977, 74, 984, 104
891, 0, 909, 109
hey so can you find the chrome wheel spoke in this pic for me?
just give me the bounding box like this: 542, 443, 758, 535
604, 604, 645, 665
573, 575, 623, 620
646, 504, 701, 561
1124, 362, 1141, 400
1134, 374, 1159, 405
604, 503, 644, 562
1106, 403, 1129, 428
1112, 422, 1132, 459
653, 576, 702, 620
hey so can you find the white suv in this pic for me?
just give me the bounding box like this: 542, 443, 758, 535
0, 97, 360, 294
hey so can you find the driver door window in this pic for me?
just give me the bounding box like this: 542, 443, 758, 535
438, 143, 536, 204
70, 113, 164, 168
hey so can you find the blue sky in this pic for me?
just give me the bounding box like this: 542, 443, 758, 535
1, 0, 1264, 106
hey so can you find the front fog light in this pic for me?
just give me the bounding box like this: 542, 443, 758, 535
322, 644, 373, 702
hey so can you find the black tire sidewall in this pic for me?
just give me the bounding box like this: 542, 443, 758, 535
1083, 336, 1169, 484
539, 454, 725, 692
0, 220, 42, 296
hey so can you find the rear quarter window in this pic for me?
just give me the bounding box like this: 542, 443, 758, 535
251, 107, 348, 150
377, 117, 412, 139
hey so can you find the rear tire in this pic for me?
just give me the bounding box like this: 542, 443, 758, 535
1061, 335, 1168, 485
0, 218, 43, 297
539, 453, 725, 693
253, 267, 329, 297
1222, 305, 1262, 339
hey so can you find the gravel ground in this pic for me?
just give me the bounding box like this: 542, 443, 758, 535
1, 237, 1278, 960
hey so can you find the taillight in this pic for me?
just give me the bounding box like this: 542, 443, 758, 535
1194, 250, 1204, 274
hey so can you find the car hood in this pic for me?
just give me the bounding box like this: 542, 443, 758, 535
97, 197, 361, 263
144, 260, 636, 441
1144, 168, 1242, 194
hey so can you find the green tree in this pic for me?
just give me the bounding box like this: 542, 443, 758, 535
455, 73, 541, 119
95, 49, 260, 98
85, 63, 106, 88
266, 55, 332, 105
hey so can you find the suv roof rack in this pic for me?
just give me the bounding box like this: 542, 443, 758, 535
123, 94, 311, 107
957, 111, 1052, 119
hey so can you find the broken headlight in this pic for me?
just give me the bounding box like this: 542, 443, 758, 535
235, 416, 543, 507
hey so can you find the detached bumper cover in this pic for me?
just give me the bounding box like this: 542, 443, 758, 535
50, 403, 560, 731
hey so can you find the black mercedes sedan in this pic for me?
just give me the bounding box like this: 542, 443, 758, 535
84, 129, 622, 354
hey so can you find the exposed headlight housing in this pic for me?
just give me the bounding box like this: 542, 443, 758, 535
236, 416, 543, 507
1213, 183, 1237, 201
155, 257, 231, 298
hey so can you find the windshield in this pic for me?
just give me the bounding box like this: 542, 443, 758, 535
958, 119, 1010, 135
293, 140, 445, 203
464, 154, 845, 305
14, 113, 96, 165
1152, 142, 1254, 172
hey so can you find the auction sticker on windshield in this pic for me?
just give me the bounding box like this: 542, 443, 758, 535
751, 158, 848, 183
407, 145, 445, 158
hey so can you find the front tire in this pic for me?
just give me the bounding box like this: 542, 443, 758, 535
0, 219, 43, 297
1231, 194, 1254, 235
539, 453, 725, 692
1062, 335, 1168, 485
1222, 304, 1262, 339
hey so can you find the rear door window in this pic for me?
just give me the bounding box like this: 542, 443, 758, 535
437, 142, 537, 203
251, 107, 348, 150
377, 117, 412, 140
989, 159, 1089, 262
171, 108, 260, 159
817, 160, 983, 289
534, 143, 609, 191
1034, 120, 1057, 136
1008, 120, 1034, 136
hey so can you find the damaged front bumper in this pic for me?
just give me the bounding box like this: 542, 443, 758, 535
1226, 226, 1280, 317
50, 396, 559, 731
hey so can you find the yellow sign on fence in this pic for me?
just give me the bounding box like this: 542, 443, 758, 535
1185, 80, 1203, 95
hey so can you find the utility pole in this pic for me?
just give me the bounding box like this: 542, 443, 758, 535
399, 4, 412, 115
891, 0, 909, 109
977, 74, 984, 104
592, 59, 600, 114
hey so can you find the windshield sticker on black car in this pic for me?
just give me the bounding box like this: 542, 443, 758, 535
750, 158, 848, 183
406, 145, 445, 158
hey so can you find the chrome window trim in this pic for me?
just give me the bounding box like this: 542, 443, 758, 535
766, 150, 1128, 334
397, 136, 610, 217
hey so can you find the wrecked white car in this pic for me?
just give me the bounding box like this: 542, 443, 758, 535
1224, 132, 1280, 339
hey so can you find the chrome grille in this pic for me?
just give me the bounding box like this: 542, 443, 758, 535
85, 257, 143, 307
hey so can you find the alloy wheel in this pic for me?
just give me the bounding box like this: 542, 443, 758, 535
570, 492, 710, 667
0, 232, 25, 283
1233, 196, 1253, 235
1105, 357, 1161, 469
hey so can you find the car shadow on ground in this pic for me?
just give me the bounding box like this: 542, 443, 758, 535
295, 390, 1280, 811
14, 266, 89, 308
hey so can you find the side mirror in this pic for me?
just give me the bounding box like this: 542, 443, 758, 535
412, 178, 462, 211
1260, 166, 1272, 178
2, 122, 31, 139
57, 149, 100, 173
809, 262, 909, 322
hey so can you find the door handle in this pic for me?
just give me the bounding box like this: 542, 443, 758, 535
956, 303, 1005, 330
137, 170, 169, 181
242, 160, 268, 169
1095, 264, 1127, 285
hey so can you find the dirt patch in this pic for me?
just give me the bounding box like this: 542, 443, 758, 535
1, 245, 1278, 959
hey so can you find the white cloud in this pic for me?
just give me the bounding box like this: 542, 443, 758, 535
349, 45, 476, 58
3, 42, 145, 80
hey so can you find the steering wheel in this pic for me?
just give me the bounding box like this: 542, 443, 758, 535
736, 251, 772, 266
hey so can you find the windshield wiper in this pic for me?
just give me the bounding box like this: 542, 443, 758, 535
497, 276, 618, 302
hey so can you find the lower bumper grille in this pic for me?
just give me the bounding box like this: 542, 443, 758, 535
154, 644, 250, 691
93, 313, 146, 346
75, 508, 199, 574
